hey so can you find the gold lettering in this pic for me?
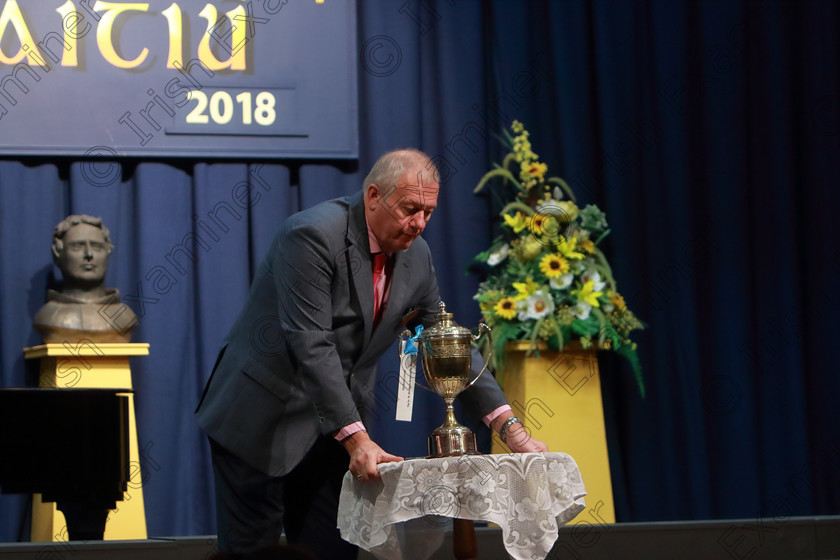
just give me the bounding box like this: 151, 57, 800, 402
0, 0, 47, 66
93, 1, 149, 69
197, 3, 245, 71
56, 0, 80, 66
161, 3, 181, 69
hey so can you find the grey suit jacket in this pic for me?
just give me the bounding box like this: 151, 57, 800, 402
195, 191, 508, 476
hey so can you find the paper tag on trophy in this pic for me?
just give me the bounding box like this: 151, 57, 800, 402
396, 338, 417, 421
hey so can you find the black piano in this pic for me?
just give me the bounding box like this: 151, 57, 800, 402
0, 388, 130, 541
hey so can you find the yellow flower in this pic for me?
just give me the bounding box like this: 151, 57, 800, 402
539, 254, 569, 278
556, 200, 579, 222
476, 289, 503, 313
514, 137, 531, 152
572, 280, 603, 307
512, 276, 539, 300
529, 213, 559, 240
513, 131, 538, 164
610, 292, 627, 310
580, 239, 595, 254
503, 211, 528, 233
520, 161, 547, 182
519, 237, 543, 260
494, 297, 517, 320
555, 235, 585, 260
511, 120, 524, 134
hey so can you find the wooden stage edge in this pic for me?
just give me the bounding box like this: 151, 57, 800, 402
0, 516, 838, 560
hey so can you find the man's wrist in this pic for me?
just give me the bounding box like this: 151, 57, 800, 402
498, 416, 523, 444
340, 429, 371, 453
483, 404, 512, 427
489, 409, 516, 433
334, 421, 366, 442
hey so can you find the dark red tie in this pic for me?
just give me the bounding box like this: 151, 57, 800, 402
372, 253, 388, 325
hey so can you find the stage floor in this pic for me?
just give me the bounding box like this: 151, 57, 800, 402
0, 516, 838, 559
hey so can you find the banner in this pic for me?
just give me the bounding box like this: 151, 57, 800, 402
0, 0, 358, 158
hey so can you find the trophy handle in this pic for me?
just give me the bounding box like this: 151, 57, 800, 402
465, 323, 493, 389
399, 329, 435, 393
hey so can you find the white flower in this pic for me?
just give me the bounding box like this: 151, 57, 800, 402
569, 260, 586, 274
516, 299, 529, 322
574, 301, 592, 320
581, 270, 606, 292
486, 244, 510, 266
546, 460, 568, 486
514, 497, 538, 522
519, 290, 554, 320
414, 467, 443, 495
550, 273, 574, 290
553, 186, 564, 200
535, 198, 561, 215
464, 471, 497, 496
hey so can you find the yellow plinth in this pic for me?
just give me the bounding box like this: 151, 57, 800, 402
491, 341, 615, 525
23, 342, 150, 541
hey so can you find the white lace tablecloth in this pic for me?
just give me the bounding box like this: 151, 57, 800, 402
337, 452, 586, 560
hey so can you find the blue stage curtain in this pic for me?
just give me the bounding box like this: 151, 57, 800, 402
2, 0, 839, 541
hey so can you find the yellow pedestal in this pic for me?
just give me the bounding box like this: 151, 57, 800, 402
23, 342, 150, 541
491, 341, 615, 525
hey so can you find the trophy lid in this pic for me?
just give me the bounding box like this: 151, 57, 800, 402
420, 301, 473, 340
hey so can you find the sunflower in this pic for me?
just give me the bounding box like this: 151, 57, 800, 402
521, 161, 548, 182
539, 253, 569, 278
531, 212, 548, 230
494, 297, 518, 320
529, 213, 559, 240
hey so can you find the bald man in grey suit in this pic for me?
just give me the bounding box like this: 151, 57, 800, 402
195, 149, 547, 557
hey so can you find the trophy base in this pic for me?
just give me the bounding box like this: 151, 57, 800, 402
428, 430, 480, 458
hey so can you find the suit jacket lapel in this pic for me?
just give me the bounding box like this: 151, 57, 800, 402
346, 192, 375, 348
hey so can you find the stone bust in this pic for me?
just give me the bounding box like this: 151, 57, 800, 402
33, 215, 137, 343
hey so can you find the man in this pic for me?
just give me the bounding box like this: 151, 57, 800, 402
195, 149, 547, 558
33, 214, 137, 343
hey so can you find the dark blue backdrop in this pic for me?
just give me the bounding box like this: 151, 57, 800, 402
2, 0, 839, 541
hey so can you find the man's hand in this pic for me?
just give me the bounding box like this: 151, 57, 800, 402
341, 431, 403, 482
504, 423, 549, 453
490, 412, 549, 453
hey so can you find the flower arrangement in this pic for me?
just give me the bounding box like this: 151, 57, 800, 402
471, 121, 645, 395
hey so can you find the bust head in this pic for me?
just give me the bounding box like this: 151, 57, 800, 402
34, 215, 135, 343
51, 215, 114, 299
